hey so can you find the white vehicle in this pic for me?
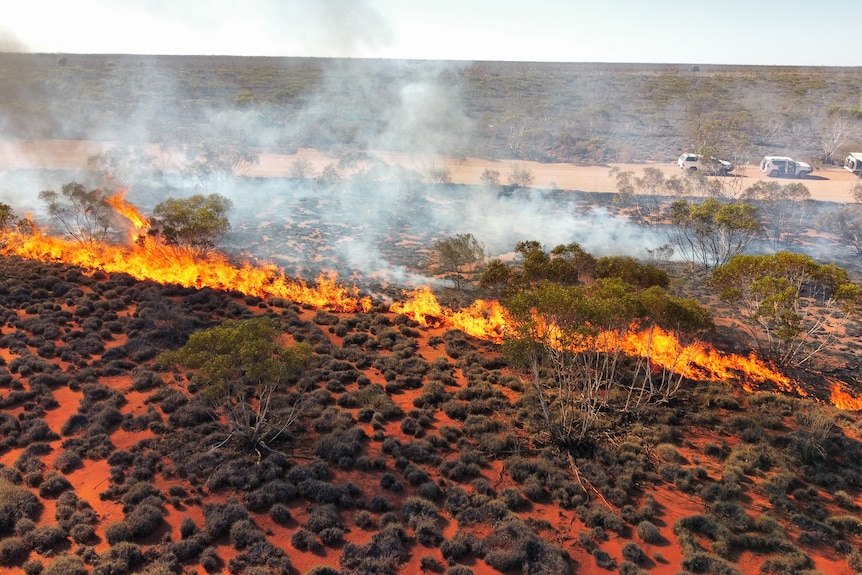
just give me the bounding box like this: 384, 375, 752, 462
759, 156, 812, 178
677, 153, 734, 175
845, 153, 862, 176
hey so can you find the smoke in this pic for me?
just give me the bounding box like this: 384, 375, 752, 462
0, 50, 675, 292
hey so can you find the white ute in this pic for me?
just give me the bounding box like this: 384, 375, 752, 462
759, 156, 812, 178
677, 153, 734, 175
845, 153, 862, 176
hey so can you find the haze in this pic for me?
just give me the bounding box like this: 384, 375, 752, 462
2, 0, 859, 66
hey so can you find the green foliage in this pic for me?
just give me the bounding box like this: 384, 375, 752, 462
594, 255, 669, 289
667, 198, 762, 268
158, 315, 311, 451
710, 252, 861, 366
151, 193, 233, 251
480, 241, 596, 296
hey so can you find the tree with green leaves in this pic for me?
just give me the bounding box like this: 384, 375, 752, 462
158, 316, 311, 453
39, 182, 115, 243
481, 241, 597, 297
181, 137, 259, 191
503, 278, 712, 446
427, 233, 485, 291
667, 198, 762, 268
710, 252, 861, 367
151, 193, 233, 252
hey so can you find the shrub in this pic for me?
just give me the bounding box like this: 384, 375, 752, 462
104, 521, 132, 544
43, 556, 86, 575
230, 519, 266, 550
291, 529, 322, 553
25, 524, 67, 553
0, 478, 42, 534
38, 471, 72, 498
269, 503, 292, 526
0, 536, 28, 566
636, 520, 663, 544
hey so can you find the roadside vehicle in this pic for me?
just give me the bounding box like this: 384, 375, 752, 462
845, 153, 862, 176
677, 153, 734, 175
759, 156, 812, 178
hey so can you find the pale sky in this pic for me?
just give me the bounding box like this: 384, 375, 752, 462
0, 0, 857, 66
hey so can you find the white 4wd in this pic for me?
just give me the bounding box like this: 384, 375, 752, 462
677, 153, 734, 175
759, 156, 811, 178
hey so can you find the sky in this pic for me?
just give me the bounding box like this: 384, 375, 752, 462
0, 0, 858, 66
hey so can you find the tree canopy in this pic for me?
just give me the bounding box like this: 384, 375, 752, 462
157, 316, 311, 452
151, 193, 233, 252
710, 252, 861, 367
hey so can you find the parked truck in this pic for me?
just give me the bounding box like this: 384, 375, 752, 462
845, 153, 862, 176
759, 156, 812, 178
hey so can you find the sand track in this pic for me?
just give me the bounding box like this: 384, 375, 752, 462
1, 139, 860, 203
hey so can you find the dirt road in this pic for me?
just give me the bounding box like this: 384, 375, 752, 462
2, 140, 859, 203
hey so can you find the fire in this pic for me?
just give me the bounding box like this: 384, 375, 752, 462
105, 189, 150, 232
391, 288, 803, 391
0, 230, 371, 313
830, 380, 862, 411
389, 287, 508, 343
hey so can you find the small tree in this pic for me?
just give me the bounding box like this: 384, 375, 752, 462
427, 233, 485, 291
710, 252, 861, 367
39, 182, 115, 243
666, 198, 762, 268
507, 165, 534, 188
480, 168, 500, 187
158, 316, 311, 453
151, 194, 233, 252
741, 180, 812, 249
503, 278, 711, 445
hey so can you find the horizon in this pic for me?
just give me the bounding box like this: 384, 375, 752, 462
2, 0, 859, 67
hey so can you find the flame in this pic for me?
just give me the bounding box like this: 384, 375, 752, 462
0, 229, 370, 312
830, 380, 862, 411
105, 189, 150, 231
391, 288, 803, 391
389, 287, 508, 343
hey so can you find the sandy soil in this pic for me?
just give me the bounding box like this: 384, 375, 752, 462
2, 140, 860, 203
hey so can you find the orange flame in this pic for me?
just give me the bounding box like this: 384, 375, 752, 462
391, 288, 802, 391
830, 380, 862, 411
0, 229, 370, 312
389, 287, 508, 343
105, 189, 150, 231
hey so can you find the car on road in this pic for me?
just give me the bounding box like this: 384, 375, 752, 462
759, 156, 812, 178
845, 153, 862, 176
677, 153, 734, 175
